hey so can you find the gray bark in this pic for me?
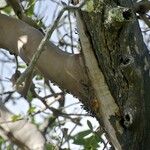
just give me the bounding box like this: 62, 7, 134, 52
1, 0, 150, 149
78, 0, 150, 149
0, 13, 89, 100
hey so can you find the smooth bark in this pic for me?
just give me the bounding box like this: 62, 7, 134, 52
0, 13, 89, 100
0, 101, 45, 150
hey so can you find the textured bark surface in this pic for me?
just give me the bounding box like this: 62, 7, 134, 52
78, 0, 150, 149
1, 0, 150, 149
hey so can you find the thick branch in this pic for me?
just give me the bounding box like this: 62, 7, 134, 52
0, 14, 89, 100
76, 12, 121, 150
0, 102, 45, 149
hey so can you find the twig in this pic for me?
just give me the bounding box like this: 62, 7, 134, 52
8, 0, 39, 28
68, 11, 74, 53
16, 3, 85, 87
133, 1, 150, 15
139, 14, 150, 28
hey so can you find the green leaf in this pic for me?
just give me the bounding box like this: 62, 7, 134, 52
73, 129, 92, 145
45, 143, 55, 150
11, 114, 22, 122
27, 91, 33, 101
25, 0, 35, 17
35, 75, 43, 80
18, 64, 27, 69
87, 120, 93, 131
74, 129, 92, 138
73, 136, 85, 145
3, 6, 12, 14
28, 106, 36, 114
7, 145, 12, 150
73, 130, 102, 149
83, 134, 100, 149
0, 137, 5, 146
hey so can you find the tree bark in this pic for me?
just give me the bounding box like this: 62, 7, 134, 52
0, 13, 89, 101
1, 0, 150, 149
0, 101, 45, 150
77, 0, 150, 149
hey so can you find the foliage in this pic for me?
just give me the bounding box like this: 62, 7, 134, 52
72, 120, 102, 149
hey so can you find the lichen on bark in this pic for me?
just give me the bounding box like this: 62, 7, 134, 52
78, 0, 148, 149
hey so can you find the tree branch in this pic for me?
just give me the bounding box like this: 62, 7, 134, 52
133, 1, 150, 15
0, 13, 89, 100
0, 102, 45, 149
7, 0, 39, 29
76, 11, 121, 150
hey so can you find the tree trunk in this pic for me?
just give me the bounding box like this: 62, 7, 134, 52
77, 0, 150, 149
1, 0, 150, 149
